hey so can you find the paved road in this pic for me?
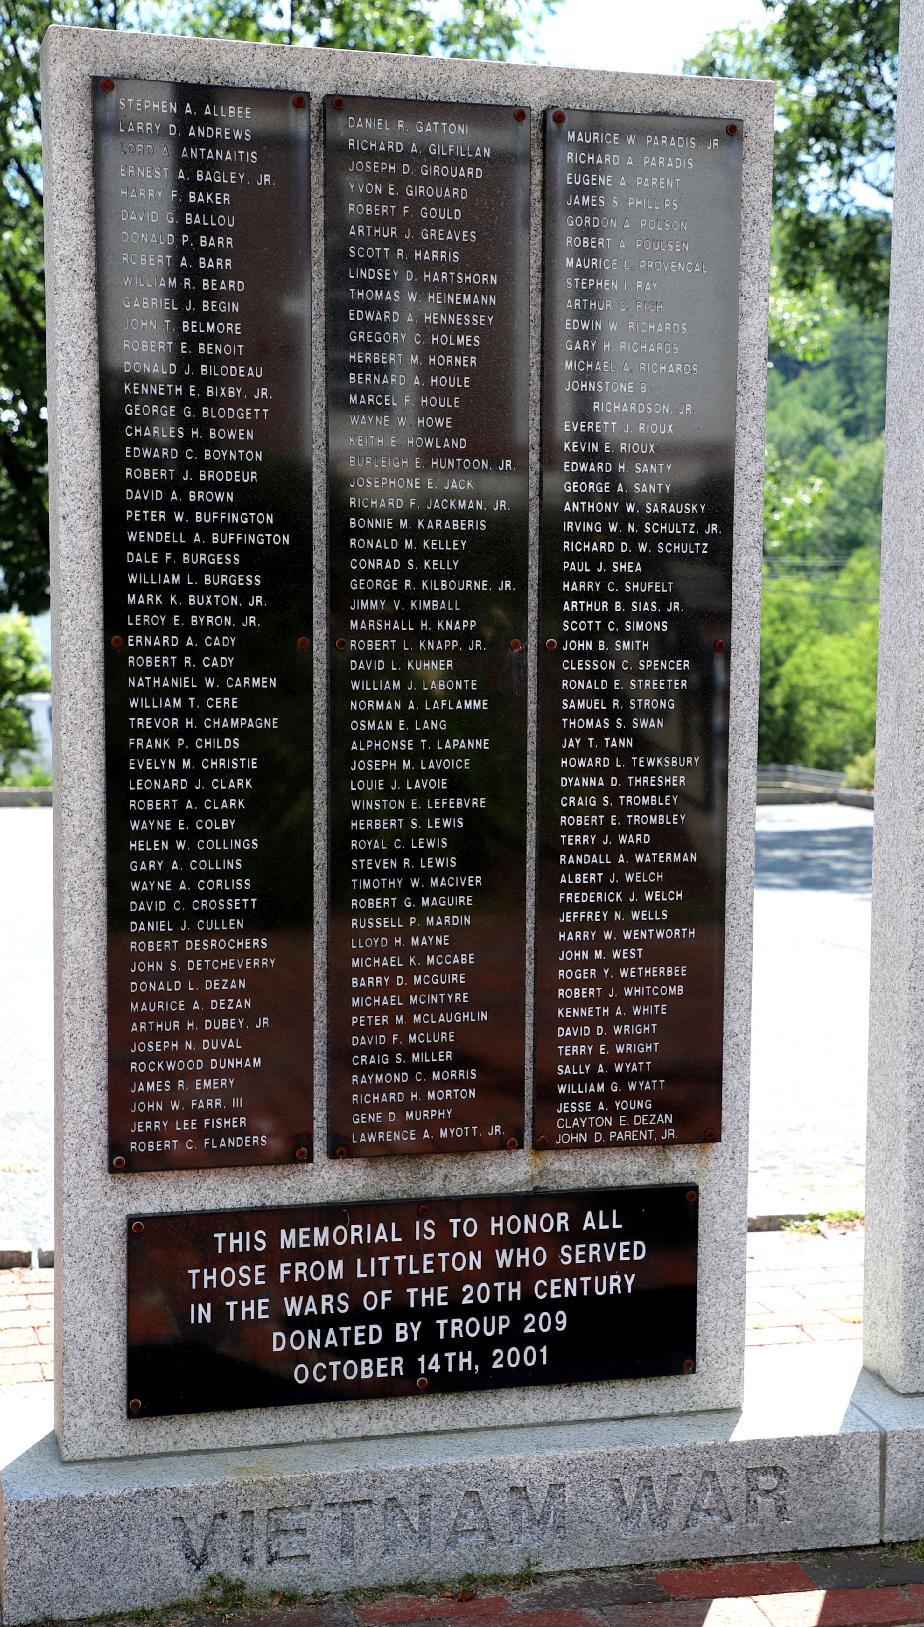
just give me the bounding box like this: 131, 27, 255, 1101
749, 803, 872, 1217
0, 803, 873, 1248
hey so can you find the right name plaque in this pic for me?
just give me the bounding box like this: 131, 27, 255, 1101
535, 110, 744, 1152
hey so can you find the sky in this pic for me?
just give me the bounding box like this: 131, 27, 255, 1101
534, 0, 770, 75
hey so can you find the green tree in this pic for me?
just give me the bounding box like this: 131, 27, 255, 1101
758, 287, 886, 767
759, 550, 880, 769
0, 609, 50, 778
0, 0, 554, 618
687, 0, 897, 315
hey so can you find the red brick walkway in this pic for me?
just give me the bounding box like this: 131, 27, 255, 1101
745, 1223, 864, 1346
193, 1555, 924, 1626
0, 1263, 52, 1384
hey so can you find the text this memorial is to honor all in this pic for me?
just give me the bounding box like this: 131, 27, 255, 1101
95, 80, 314, 1172
325, 96, 531, 1159
534, 110, 743, 1152
126, 1184, 698, 1416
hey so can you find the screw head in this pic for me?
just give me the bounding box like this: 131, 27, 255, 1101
703, 1128, 718, 1143
714, 638, 726, 653
131, 1220, 144, 1233
129, 1397, 142, 1414
509, 637, 522, 652
682, 1358, 695, 1374
101, 77, 115, 92
292, 94, 306, 108
686, 1189, 698, 1204
514, 107, 527, 122
333, 96, 344, 110
297, 635, 310, 650
295, 1146, 309, 1162
553, 109, 566, 125
537, 1134, 549, 1148
335, 1145, 348, 1159
416, 1376, 428, 1391
335, 636, 347, 651
505, 1136, 518, 1150
545, 638, 557, 651
112, 1155, 126, 1170
726, 122, 738, 135
110, 634, 123, 649
417, 1204, 429, 1217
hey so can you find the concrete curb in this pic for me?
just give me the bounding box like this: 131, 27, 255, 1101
0, 1249, 54, 1270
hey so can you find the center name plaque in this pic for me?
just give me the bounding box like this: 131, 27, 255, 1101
534, 110, 744, 1152
126, 1184, 697, 1416
95, 80, 314, 1172
324, 96, 531, 1158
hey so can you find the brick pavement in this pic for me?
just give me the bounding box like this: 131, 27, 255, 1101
745, 1224, 864, 1347
153, 1555, 924, 1627
0, 1263, 52, 1384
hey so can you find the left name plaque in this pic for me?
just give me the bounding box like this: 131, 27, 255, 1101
95, 79, 314, 1171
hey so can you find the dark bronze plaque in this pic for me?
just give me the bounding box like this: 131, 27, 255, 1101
95, 80, 313, 1171
535, 111, 743, 1151
126, 1184, 697, 1416
324, 96, 530, 1157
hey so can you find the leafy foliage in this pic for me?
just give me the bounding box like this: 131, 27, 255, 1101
0, 609, 50, 778
0, 0, 553, 616
758, 306, 885, 769
687, 0, 897, 316
844, 745, 875, 789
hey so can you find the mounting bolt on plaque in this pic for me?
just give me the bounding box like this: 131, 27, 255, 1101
297, 636, 310, 650
294, 1146, 309, 1162
417, 1204, 429, 1217
714, 639, 726, 652
101, 77, 114, 92
682, 1358, 696, 1374
703, 1128, 718, 1142
509, 638, 522, 652
514, 107, 527, 122
111, 1155, 126, 1170
553, 109, 566, 124
128, 1398, 142, 1414
545, 638, 558, 651
332, 96, 344, 110
334, 1145, 348, 1159
505, 1136, 518, 1150
110, 634, 123, 649
335, 636, 347, 651
130, 1220, 144, 1234
686, 1189, 698, 1204
726, 122, 739, 135
292, 94, 306, 108
537, 1134, 549, 1148
416, 1376, 428, 1391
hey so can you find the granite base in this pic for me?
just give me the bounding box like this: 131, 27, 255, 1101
4, 1346, 917, 1623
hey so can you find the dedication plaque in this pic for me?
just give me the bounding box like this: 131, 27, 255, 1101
535, 111, 743, 1151
95, 81, 314, 1171
126, 1184, 697, 1415
325, 97, 530, 1158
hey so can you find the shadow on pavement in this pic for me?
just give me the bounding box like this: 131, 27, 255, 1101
756, 824, 873, 895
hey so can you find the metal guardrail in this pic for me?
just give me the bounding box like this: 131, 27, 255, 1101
756, 764, 846, 791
